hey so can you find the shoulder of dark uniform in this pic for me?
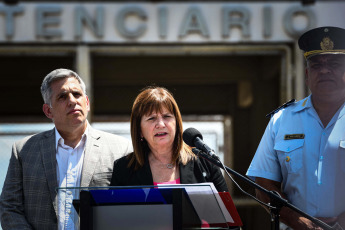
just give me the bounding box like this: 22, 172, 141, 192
265, 99, 296, 118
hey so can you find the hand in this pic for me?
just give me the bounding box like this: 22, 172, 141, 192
293, 217, 324, 230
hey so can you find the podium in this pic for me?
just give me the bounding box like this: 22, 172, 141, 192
57, 184, 241, 230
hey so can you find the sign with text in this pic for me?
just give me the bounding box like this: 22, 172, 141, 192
0, 2, 344, 43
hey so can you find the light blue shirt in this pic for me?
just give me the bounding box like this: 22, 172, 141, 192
56, 127, 87, 230
247, 95, 345, 217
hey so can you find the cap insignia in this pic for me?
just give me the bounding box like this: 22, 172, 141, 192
320, 37, 334, 50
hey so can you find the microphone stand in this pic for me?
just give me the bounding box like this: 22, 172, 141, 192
192, 148, 336, 230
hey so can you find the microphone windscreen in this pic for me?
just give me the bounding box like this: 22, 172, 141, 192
183, 127, 203, 147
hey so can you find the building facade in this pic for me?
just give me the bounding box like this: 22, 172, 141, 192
0, 1, 344, 229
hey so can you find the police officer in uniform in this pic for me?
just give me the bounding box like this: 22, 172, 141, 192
247, 26, 345, 229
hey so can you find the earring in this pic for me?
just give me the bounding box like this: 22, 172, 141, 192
140, 137, 144, 141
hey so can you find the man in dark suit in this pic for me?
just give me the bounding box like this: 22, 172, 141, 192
0, 68, 132, 230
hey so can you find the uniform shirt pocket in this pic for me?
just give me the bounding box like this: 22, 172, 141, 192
274, 139, 304, 174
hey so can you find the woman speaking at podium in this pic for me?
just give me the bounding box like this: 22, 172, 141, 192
110, 86, 228, 192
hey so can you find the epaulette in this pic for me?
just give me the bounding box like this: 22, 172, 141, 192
265, 99, 296, 118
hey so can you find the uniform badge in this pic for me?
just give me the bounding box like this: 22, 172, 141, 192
284, 134, 305, 140
302, 98, 308, 107
320, 37, 334, 50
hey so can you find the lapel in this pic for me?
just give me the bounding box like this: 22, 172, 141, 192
80, 126, 102, 187
135, 154, 154, 185
40, 128, 58, 215
179, 159, 196, 184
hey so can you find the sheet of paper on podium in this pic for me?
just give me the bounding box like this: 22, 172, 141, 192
157, 183, 242, 227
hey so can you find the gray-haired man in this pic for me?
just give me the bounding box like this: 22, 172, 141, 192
0, 69, 132, 230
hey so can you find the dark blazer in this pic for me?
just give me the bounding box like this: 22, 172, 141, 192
110, 152, 228, 192
0, 126, 132, 230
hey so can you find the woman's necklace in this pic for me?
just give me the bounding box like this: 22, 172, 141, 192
165, 163, 174, 169
158, 161, 175, 169
150, 153, 175, 169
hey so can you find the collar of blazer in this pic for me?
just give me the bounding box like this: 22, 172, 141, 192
40, 125, 103, 215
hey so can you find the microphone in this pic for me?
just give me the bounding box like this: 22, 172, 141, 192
183, 127, 218, 158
